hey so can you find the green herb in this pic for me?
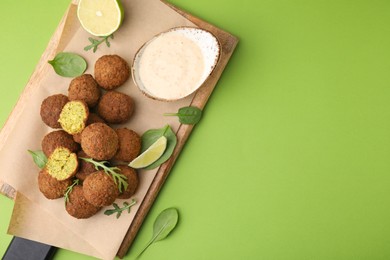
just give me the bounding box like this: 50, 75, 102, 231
79, 157, 128, 193
141, 125, 177, 170
27, 150, 47, 169
64, 179, 79, 206
104, 199, 137, 219
84, 34, 114, 53
136, 208, 179, 259
164, 106, 203, 125
48, 52, 87, 77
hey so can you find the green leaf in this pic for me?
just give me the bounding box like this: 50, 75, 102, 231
141, 125, 177, 170
136, 208, 179, 259
79, 157, 128, 193
84, 34, 114, 53
48, 52, 87, 77
27, 150, 47, 169
164, 106, 202, 125
64, 179, 80, 206
104, 199, 137, 219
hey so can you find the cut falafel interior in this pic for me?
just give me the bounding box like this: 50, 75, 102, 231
46, 147, 78, 181
58, 100, 89, 134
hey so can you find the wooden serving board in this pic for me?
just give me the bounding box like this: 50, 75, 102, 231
0, 0, 238, 258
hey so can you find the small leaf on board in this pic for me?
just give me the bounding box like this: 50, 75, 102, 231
48, 52, 87, 77
27, 150, 47, 169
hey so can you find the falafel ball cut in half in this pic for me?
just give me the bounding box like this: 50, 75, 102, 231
45, 147, 78, 181
94, 54, 130, 90
68, 74, 101, 107
112, 128, 141, 162
41, 130, 80, 157
83, 170, 120, 207
40, 94, 69, 128
116, 165, 139, 199
81, 122, 119, 160
38, 169, 73, 200
58, 100, 89, 135
97, 91, 134, 124
65, 185, 101, 219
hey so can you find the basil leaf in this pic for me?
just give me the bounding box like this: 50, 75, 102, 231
141, 125, 177, 170
48, 52, 87, 77
164, 106, 202, 125
136, 208, 179, 258
27, 150, 47, 169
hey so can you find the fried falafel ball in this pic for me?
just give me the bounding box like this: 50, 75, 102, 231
38, 169, 73, 199
45, 147, 78, 181
116, 165, 139, 199
112, 128, 141, 162
65, 185, 101, 219
75, 150, 97, 181
58, 100, 89, 135
73, 113, 105, 143
68, 74, 101, 107
41, 130, 80, 157
40, 94, 69, 128
83, 170, 120, 207
97, 91, 134, 124
94, 54, 130, 90
81, 123, 119, 160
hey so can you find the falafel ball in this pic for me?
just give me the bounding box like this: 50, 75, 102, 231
97, 91, 134, 124
45, 147, 78, 181
94, 54, 130, 90
40, 94, 69, 128
75, 150, 98, 181
73, 113, 105, 143
41, 130, 80, 157
81, 123, 119, 160
116, 165, 139, 199
38, 169, 72, 199
65, 185, 101, 219
68, 74, 101, 107
83, 170, 120, 207
112, 128, 141, 162
58, 100, 89, 135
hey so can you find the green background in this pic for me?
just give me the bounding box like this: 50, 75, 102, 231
1, 0, 390, 259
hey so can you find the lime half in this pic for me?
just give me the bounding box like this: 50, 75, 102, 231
129, 136, 168, 169
77, 0, 124, 36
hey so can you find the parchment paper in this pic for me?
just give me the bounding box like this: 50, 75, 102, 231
0, 0, 197, 259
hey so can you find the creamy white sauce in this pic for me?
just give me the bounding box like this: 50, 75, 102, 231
138, 32, 205, 100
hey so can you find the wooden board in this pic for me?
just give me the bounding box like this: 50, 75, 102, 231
0, 0, 238, 258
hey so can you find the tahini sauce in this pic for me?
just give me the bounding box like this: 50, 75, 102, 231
138, 33, 205, 100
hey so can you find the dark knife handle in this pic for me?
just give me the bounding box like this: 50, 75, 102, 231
2, 237, 57, 260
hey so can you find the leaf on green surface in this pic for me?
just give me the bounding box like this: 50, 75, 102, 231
136, 208, 179, 259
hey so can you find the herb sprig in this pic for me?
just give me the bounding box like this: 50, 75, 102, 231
64, 179, 80, 205
79, 157, 128, 193
104, 199, 137, 219
84, 34, 114, 53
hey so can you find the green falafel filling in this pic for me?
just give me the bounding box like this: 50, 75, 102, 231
46, 147, 78, 181
58, 101, 87, 134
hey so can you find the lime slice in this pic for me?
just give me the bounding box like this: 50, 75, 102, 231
129, 136, 167, 169
77, 0, 124, 36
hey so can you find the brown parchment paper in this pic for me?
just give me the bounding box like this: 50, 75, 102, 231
0, 0, 197, 259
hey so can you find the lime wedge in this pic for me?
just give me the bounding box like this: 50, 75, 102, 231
77, 0, 124, 36
129, 136, 167, 169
